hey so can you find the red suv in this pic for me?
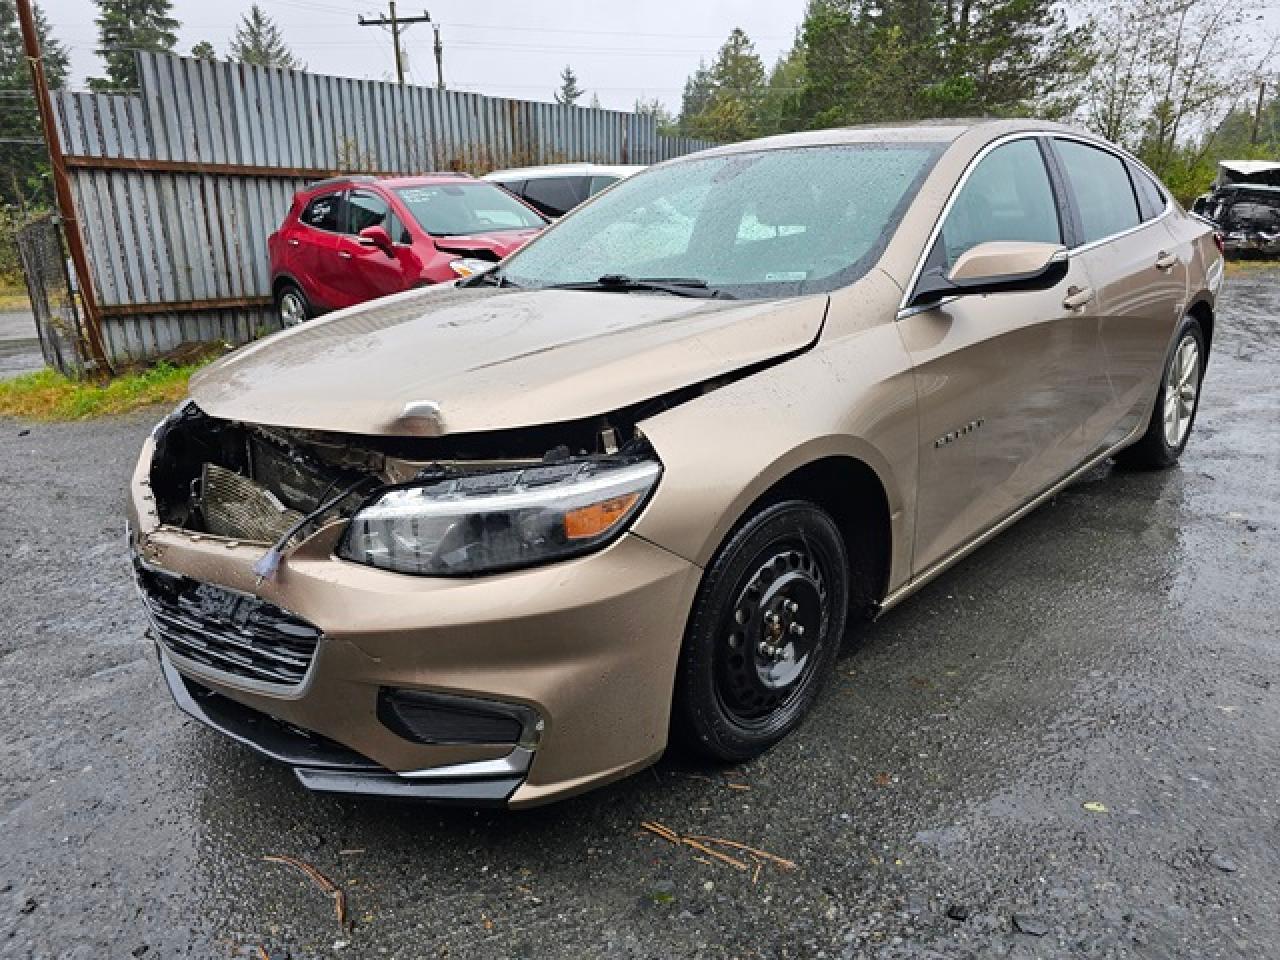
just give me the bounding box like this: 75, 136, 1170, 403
268, 174, 547, 326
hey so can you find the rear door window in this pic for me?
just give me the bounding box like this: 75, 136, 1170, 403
936, 138, 1062, 267
1054, 139, 1142, 244
521, 176, 589, 217
300, 192, 346, 232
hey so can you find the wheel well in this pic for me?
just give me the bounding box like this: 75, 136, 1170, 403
753, 456, 891, 617
272, 275, 300, 301
1188, 299, 1214, 361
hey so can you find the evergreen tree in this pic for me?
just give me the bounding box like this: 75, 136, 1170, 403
190, 40, 217, 61
554, 65, 583, 106
230, 4, 300, 69
90, 0, 179, 92
1, 0, 69, 208
679, 60, 714, 128
678, 28, 766, 142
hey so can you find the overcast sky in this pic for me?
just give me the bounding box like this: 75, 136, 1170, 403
40, 0, 808, 113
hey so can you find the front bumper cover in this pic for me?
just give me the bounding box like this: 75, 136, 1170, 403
158, 649, 526, 804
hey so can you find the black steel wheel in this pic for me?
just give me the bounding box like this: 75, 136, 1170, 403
672, 500, 849, 762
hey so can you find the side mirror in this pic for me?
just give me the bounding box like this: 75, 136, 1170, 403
358, 225, 394, 254
909, 241, 1069, 308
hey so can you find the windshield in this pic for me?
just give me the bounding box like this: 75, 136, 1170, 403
394, 183, 546, 236
497, 143, 944, 298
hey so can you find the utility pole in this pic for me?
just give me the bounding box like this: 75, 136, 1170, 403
1251, 81, 1267, 147
433, 23, 444, 89
14, 0, 111, 374
358, 3, 431, 85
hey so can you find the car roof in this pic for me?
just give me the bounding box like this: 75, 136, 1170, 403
482, 163, 646, 182
680, 118, 1087, 158
301, 172, 479, 193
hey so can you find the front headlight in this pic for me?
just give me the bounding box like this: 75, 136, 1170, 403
448, 258, 496, 278
339, 458, 661, 575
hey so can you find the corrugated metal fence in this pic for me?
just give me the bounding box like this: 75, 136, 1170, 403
51, 52, 715, 364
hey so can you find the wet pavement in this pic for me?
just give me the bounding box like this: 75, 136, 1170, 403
0, 309, 43, 379
1, 268, 1278, 959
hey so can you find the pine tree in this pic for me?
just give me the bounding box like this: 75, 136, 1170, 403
230, 4, 300, 69
190, 40, 217, 61
678, 60, 714, 130
679, 28, 766, 142
90, 0, 179, 92
1, 0, 70, 207
554, 65, 583, 106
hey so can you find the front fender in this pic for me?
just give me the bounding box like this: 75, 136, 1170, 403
632, 319, 918, 594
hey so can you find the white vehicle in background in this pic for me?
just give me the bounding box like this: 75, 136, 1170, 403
483, 163, 645, 218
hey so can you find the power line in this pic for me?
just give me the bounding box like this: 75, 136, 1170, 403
357, 3, 430, 85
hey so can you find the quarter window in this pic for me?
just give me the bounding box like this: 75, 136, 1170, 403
936, 138, 1062, 267
588, 175, 619, 196
1054, 139, 1141, 243
1129, 164, 1168, 221
300, 192, 346, 232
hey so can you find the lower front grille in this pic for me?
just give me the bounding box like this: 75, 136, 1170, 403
134, 560, 321, 686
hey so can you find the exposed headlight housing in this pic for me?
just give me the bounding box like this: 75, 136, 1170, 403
339, 458, 661, 575
448, 258, 496, 278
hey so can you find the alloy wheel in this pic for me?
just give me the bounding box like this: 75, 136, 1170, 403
279, 290, 307, 328
1163, 335, 1200, 448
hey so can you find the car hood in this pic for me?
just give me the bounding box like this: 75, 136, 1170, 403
434, 229, 541, 259
189, 285, 827, 436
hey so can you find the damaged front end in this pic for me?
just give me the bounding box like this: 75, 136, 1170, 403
147, 400, 662, 581
130, 400, 689, 805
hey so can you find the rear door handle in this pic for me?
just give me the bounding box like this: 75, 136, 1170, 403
1154, 250, 1177, 270
337, 250, 353, 260
287, 238, 300, 247
1063, 285, 1095, 310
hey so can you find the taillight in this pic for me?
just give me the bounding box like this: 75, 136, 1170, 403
1213, 232, 1225, 256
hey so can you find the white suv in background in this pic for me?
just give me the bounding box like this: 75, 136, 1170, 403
483, 163, 645, 218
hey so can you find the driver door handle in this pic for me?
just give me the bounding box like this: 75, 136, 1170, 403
337, 250, 353, 260
1063, 285, 1095, 310
1154, 250, 1177, 270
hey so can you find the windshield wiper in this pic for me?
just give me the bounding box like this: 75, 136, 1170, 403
547, 274, 735, 299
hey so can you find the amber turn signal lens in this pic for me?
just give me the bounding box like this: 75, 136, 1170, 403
564, 492, 642, 540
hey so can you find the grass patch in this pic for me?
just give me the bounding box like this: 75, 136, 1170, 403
1226, 258, 1280, 274
0, 285, 31, 311
0, 361, 202, 421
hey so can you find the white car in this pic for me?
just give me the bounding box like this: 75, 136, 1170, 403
483, 163, 645, 218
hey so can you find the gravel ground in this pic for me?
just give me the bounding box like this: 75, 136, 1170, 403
1, 268, 1278, 959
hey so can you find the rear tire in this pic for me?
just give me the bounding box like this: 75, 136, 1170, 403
672, 500, 849, 763
1115, 316, 1206, 469
275, 282, 310, 328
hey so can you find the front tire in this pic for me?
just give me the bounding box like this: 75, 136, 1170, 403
672, 500, 849, 762
1116, 316, 1206, 469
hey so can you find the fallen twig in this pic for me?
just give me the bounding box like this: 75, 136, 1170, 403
640, 820, 795, 877
262, 854, 349, 931
684, 836, 797, 871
